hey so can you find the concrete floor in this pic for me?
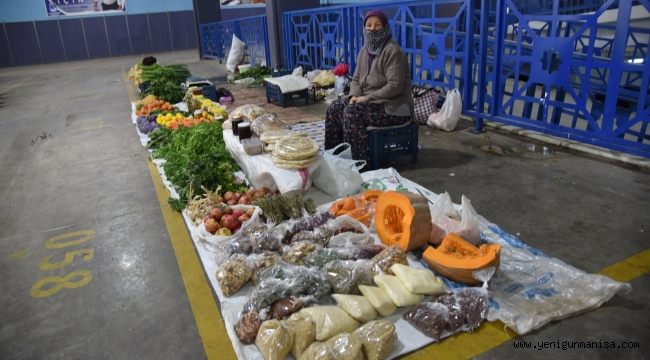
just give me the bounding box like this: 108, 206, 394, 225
1, 50, 648, 359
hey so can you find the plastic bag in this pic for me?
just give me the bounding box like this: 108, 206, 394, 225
235, 311, 262, 344
245, 224, 282, 253
274, 136, 320, 161
283, 241, 319, 265
324, 260, 373, 294
353, 244, 386, 260
251, 263, 332, 307
230, 104, 267, 122
373, 274, 423, 307
292, 66, 304, 77
216, 254, 252, 296
304, 248, 355, 269
244, 278, 291, 314
427, 88, 461, 131
358, 285, 397, 317
390, 263, 446, 295
455, 195, 481, 245
299, 306, 359, 341
429, 194, 480, 246
306, 70, 322, 82
284, 313, 316, 359
312, 143, 365, 198
198, 205, 262, 245
270, 296, 305, 320
335, 75, 347, 95
251, 113, 291, 138
226, 34, 246, 73
352, 320, 397, 360
298, 333, 363, 360
403, 302, 449, 340
370, 246, 408, 276
312, 70, 336, 87
255, 319, 293, 360
332, 294, 377, 322
434, 287, 489, 331
429, 192, 460, 246
323, 215, 367, 236
328, 231, 372, 249
249, 252, 282, 284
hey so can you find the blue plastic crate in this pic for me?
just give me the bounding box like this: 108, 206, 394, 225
201, 85, 217, 102
367, 122, 419, 170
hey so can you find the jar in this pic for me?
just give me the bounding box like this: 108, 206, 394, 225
231, 116, 244, 136
238, 122, 252, 142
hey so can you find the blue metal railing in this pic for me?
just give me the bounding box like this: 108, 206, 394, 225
199, 15, 271, 67
472, 0, 650, 157
283, 0, 649, 158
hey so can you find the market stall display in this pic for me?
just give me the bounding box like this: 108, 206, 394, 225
125, 62, 629, 360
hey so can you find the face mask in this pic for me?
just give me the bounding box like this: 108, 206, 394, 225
364, 27, 390, 55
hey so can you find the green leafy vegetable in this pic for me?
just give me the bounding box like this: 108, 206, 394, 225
150, 122, 245, 210
141, 64, 191, 103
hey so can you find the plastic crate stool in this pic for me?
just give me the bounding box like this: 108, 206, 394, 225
367, 121, 419, 170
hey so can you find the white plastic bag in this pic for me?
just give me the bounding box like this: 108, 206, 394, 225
292, 66, 304, 77
226, 34, 246, 73
427, 88, 461, 131
312, 143, 365, 198
455, 195, 480, 245
429, 193, 480, 246
334, 75, 347, 95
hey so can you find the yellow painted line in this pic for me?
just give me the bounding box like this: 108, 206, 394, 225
599, 248, 650, 283
147, 160, 237, 360
121, 69, 138, 102
80, 117, 105, 130
9, 249, 28, 261
403, 248, 650, 359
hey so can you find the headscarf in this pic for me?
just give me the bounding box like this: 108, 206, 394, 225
363, 10, 391, 56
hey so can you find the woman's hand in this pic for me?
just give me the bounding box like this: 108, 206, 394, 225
349, 96, 368, 104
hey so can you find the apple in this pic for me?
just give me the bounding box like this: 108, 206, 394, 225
204, 218, 219, 234
223, 215, 240, 232
245, 207, 255, 217
210, 207, 223, 221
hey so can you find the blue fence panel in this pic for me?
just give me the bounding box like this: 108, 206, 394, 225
474, 0, 650, 158
283, 5, 355, 71
199, 15, 270, 67
355, 0, 473, 105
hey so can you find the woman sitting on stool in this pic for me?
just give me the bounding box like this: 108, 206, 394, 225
325, 10, 413, 165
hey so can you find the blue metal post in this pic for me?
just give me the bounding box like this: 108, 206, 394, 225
601, 0, 631, 135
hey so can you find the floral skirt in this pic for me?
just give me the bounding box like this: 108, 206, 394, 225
325, 98, 410, 163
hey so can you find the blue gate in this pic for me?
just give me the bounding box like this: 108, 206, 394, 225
472, 0, 650, 158
199, 15, 271, 67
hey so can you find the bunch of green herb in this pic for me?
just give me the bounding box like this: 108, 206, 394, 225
233, 66, 271, 85
141, 64, 191, 103
151, 122, 245, 211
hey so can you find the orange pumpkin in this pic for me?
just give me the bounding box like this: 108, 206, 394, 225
422, 233, 501, 285
374, 191, 432, 252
